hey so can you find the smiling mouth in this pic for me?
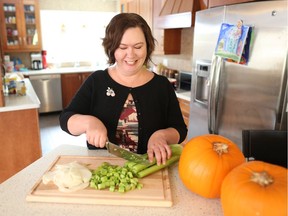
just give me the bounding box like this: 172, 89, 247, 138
125, 60, 137, 65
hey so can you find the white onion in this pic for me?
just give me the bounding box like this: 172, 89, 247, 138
42, 161, 92, 192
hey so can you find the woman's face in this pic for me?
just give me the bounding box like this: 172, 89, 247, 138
114, 27, 147, 74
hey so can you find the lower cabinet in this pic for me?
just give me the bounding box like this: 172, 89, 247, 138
0, 108, 41, 183
61, 72, 91, 108
178, 97, 190, 143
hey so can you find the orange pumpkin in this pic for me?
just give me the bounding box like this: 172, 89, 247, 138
178, 134, 245, 198
221, 161, 288, 216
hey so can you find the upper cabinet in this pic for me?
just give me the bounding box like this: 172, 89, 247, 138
0, 0, 42, 53
120, 0, 153, 29
198, 0, 209, 10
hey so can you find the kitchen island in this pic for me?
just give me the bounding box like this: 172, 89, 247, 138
0, 145, 223, 216
0, 78, 41, 183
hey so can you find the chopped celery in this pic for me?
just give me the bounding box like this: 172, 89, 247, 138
89, 144, 182, 192
90, 162, 143, 193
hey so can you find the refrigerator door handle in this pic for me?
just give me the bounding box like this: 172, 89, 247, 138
276, 59, 287, 130
208, 55, 222, 134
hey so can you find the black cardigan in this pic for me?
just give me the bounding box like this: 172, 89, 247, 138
59, 69, 187, 154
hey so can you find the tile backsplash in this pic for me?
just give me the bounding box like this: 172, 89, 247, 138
151, 27, 194, 72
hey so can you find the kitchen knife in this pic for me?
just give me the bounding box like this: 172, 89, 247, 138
106, 141, 151, 165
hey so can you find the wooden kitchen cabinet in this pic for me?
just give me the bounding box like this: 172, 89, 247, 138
0, 74, 4, 107
0, 38, 4, 107
198, 0, 209, 10
120, 0, 153, 29
155, 0, 202, 54
61, 72, 91, 108
0, 0, 42, 52
0, 108, 41, 183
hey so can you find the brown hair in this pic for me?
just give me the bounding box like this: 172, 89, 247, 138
102, 13, 155, 66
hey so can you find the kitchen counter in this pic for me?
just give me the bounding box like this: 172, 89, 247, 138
0, 78, 40, 112
0, 145, 223, 216
0, 78, 41, 183
176, 91, 191, 101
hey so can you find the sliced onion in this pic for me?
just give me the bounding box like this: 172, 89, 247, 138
42, 161, 92, 192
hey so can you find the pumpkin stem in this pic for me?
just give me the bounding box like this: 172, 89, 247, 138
213, 142, 229, 155
251, 171, 274, 187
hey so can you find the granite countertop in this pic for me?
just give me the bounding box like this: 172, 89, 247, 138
0, 145, 223, 216
0, 78, 40, 113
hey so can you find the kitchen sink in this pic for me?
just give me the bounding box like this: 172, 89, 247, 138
48, 61, 106, 73
59, 61, 92, 68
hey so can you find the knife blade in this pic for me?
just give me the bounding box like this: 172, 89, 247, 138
106, 141, 151, 165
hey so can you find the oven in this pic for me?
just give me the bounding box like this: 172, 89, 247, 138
178, 71, 192, 92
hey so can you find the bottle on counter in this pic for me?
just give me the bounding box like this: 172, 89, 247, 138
3, 77, 9, 96
42, 50, 47, 69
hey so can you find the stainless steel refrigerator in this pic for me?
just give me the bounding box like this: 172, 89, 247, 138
187, 0, 287, 149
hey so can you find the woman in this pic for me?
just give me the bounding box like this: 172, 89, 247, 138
59, 13, 187, 165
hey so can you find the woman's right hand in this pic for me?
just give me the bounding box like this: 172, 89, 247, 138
67, 114, 107, 148
85, 117, 107, 148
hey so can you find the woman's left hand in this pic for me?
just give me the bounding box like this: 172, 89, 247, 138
147, 132, 172, 165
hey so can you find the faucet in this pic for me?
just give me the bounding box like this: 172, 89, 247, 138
74, 61, 80, 67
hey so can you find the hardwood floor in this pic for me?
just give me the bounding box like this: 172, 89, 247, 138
39, 112, 86, 155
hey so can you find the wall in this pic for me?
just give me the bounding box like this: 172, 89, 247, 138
39, 0, 119, 11
40, 10, 115, 66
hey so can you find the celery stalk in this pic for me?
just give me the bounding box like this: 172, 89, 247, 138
136, 155, 180, 178
124, 144, 182, 178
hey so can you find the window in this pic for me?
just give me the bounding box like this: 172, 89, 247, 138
40, 10, 117, 67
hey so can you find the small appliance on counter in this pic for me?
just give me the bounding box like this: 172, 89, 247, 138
30, 53, 43, 70
178, 70, 192, 93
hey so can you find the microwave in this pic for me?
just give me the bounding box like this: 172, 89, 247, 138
177, 71, 192, 92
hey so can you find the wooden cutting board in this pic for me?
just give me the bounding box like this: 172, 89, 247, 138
26, 155, 172, 207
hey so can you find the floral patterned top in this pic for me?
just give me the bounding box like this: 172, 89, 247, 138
116, 98, 138, 153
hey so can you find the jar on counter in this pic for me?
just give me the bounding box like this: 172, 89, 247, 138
16, 81, 26, 96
